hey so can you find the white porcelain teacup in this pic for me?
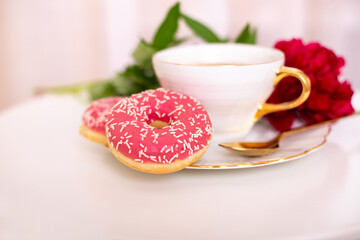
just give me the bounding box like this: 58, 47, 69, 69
152, 43, 310, 139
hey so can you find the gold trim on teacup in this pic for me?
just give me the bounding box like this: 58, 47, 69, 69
188, 125, 331, 169
152, 43, 285, 67
152, 57, 284, 67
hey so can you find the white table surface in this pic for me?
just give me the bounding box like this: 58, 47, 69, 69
1, 94, 360, 240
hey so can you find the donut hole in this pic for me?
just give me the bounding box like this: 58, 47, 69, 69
149, 120, 170, 129
146, 111, 171, 129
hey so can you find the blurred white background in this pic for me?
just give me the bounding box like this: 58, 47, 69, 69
1, 0, 360, 110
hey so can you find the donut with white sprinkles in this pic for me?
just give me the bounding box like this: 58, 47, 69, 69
80, 97, 123, 146
106, 88, 213, 174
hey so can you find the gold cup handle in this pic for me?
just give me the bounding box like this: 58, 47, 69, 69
254, 66, 311, 121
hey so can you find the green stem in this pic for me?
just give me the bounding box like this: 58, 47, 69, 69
35, 80, 108, 95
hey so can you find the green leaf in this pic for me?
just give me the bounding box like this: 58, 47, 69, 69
88, 81, 116, 101
235, 23, 257, 44
169, 37, 190, 47
248, 28, 257, 44
124, 65, 157, 87
111, 65, 160, 96
235, 23, 250, 43
152, 3, 180, 50
111, 75, 142, 96
181, 14, 221, 43
132, 39, 156, 65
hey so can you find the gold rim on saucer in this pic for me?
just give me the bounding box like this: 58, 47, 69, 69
188, 125, 331, 169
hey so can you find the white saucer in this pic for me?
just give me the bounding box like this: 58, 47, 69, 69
188, 119, 331, 169
188, 90, 360, 170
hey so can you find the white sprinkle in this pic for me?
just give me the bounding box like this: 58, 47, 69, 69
155, 111, 161, 118
160, 145, 167, 153
107, 118, 115, 125
169, 154, 179, 163
168, 109, 177, 116
150, 156, 157, 162
175, 134, 183, 138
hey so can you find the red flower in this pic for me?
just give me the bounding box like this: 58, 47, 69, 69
265, 39, 354, 131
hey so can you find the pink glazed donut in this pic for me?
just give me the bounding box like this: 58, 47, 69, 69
106, 88, 212, 174
80, 97, 123, 145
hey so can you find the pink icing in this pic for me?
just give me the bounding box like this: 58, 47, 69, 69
106, 88, 213, 164
82, 97, 123, 134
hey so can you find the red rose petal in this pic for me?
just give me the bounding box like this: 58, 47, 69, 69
317, 74, 338, 93
305, 92, 331, 111
266, 77, 302, 104
265, 110, 296, 132
300, 110, 328, 124
330, 100, 355, 117
333, 81, 354, 100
